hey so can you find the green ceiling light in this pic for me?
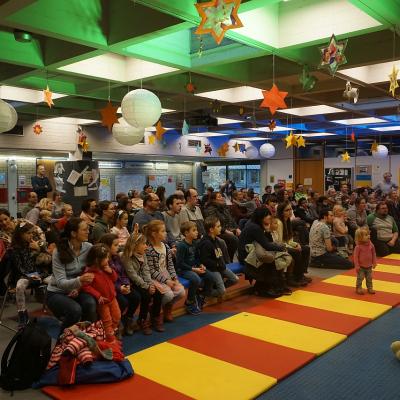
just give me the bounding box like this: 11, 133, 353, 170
13, 29, 32, 43
299, 65, 317, 92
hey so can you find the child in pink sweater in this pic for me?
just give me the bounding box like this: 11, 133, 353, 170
354, 227, 376, 295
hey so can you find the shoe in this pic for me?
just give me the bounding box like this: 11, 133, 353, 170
279, 286, 292, 295
151, 315, 165, 332
138, 318, 152, 335
123, 318, 136, 336
185, 302, 201, 315
367, 289, 376, 294
297, 276, 309, 286
303, 276, 313, 283
163, 303, 174, 322
286, 279, 301, 288
195, 294, 206, 310
115, 327, 123, 341
356, 287, 364, 295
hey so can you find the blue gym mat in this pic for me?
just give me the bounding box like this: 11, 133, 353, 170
257, 307, 400, 400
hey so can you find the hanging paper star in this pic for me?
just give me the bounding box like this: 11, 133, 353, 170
43, 85, 54, 108
77, 127, 89, 152
185, 82, 196, 94
343, 81, 359, 103
155, 120, 167, 141
341, 151, 350, 162
148, 135, 156, 145
389, 65, 399, 97
217, 142, 229, 156
268, 120, 276, 132
239, 107, 244, 115
296, 135, 306, 148
351, 131, 355, 142
195, 143, 202, 154
239, 143, 246, 153
100, 101, 118, 131
195, 0, 243, 45
285, 132, 297, 149
182, 119, 190, 135
299, 65, 317, 92
371, 141, 378, 152
204, 143, 213, 155
33, 123, 43, 135
233, 142, 240, 152
319, 34, 348, 75
260, 84, 288, 115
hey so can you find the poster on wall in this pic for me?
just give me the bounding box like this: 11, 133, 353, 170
99, 176, 111, 201
355, 165, 372, 188
325, 168, 352, 191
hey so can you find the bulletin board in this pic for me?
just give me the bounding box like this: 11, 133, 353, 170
115, 175, 146, 196
148, 175, 176, 196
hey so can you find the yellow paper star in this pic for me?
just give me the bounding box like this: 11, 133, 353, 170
233, 142, 240, 152
296, 135, 306, 148
389, 64, 399, 97
371, 141, 378, 152
155, 121, 167, 141
43, 85, 54, 108
148, 135, 156, 145
285, 132, 297, 149
195, 0, 243, 45
100, 101, 119, 131
341, 151, 350, 162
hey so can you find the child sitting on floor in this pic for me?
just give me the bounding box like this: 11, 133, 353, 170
144, 220, 185, 323
354, 227, 376, 295
81, 243, 121, 342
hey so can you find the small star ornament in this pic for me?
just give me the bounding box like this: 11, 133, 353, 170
185, 82, 196, 94
268, 120, 276, 132
296, 135, 306, 148
389, 65, 399, 97
43, 85, 54, 108
195, 0, 243, 45
204, 143, 213, 155
285, 132, 297, 149
182, 120, 190, 135
33, 123, 43, 135
239, 144, 246, 153
351, 131, 355, 142
319, 34, 348, 75
217, 142, 229, 156
233, 142, 240, 152
341, 151, 351, 162
371, 141, 378, 152
260, 84, 288, 115
155, 121, 167, 141
100, 101, 118, 131
195, 143, 202, 154
343, 81, 359, 103
148, 135, 156, 145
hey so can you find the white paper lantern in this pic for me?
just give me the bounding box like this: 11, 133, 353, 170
0, 100, 18, 133
121, 89, 161, 128
245, 146, 259, 159
259, 143, 276, 158
112, 117, 145, 146
372, 144, 388, 159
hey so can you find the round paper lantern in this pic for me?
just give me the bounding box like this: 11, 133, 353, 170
121, 89, 161, 128
246, 146, 259, 159
259, 143, 276, 158
112, 118, 145, 146
372, 144, 388, 159
0, 99, 18, 133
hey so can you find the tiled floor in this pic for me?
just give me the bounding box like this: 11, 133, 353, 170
0, 267, 340, 399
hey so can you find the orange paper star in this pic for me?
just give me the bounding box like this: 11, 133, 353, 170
100, 101, 118, 131
33, 123, 43, 135
268, 120, 276, 131
217, 142, 230, 156
43, 85, 54, 108
195, 0, 243, 45
155, 121, 167, 141
260, 84, 288, 115
371, 141, 378, 152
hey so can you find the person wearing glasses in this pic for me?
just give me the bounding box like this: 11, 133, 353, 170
374, 172, 398, 196
132, 193, 164, 231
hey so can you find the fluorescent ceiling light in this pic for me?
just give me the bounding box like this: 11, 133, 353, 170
59, 53, 178, 82
117, 107, 175, 114
234, 137, 271, 141
371, 126, 400, 132
249, 126, 293, 132
340, 59, 400, 84
331, 117, 387, 125
300, 132, 337, 137
45, 117, 100, 125
188, 132, 229, 137
0, 85, 67, 103
195, 86, 263, 103
279, 105, 345, 116
145, 126, 173, 132
217, 117, 243, 124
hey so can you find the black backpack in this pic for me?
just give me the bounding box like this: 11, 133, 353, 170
0, 319, 51, 391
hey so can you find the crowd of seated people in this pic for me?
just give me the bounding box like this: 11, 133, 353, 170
1, 171, 400, 339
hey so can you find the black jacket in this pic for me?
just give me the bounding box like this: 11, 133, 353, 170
197, 235, 226, 272
295, 206, 316, 224
31, 176, 52, 200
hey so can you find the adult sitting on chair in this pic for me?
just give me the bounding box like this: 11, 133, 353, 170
309, 208, 353, 269
131, 193, 164, 231
46, 218, 96, 334
367, 201, 400, 257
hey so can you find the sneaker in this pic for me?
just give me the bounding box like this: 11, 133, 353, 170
185, 302, 201, 315
356, 287, 364, 295
303, 276, 313, 283
195, 294, 206, 310
367, 289, 376, 294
